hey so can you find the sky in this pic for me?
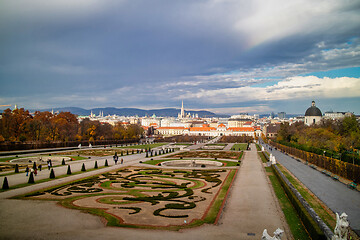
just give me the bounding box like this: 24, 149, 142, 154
1, 0, 360, 115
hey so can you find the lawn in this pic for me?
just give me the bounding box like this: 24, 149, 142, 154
230, 143, 248, 151
0, 157, 19, 162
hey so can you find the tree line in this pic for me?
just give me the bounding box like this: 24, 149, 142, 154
0, 108, 144, 143
276, 115, 360, 163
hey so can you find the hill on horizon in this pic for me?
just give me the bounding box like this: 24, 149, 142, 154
28, 107, 224, 118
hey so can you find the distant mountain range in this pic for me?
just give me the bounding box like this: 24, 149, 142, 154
28, 107, 224, 118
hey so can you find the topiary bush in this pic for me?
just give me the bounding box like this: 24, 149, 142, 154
67, 165, 72, 175
94, 161, 98, 169
28, 172, 35, 184
50, 169, 55, 179
105, 159, 109, 166
14, 164, 19, 173
2, 177, 9, 189
62, 158, 65, 165
81, 163, 86, 171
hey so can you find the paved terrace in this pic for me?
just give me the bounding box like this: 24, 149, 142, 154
0, 144, 290, 240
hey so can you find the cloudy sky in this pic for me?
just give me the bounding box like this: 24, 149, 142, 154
1, 0, 360, 115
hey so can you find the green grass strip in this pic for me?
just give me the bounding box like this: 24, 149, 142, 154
258, 152, 268, 163
266, 167, 310, 239
231, 143, 248, 151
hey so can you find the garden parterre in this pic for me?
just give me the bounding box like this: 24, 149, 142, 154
17, 167, 236, 230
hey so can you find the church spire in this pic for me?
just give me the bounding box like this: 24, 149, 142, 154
181, 100, 185, 118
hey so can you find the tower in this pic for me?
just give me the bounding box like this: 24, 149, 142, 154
180, 100, 185, 118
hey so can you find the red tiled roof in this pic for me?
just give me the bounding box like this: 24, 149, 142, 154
189, 127, 217, 131
227, 127, 254, 132
218, 123, 226, 128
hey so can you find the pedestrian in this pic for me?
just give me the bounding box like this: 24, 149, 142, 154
25, 166, 29, 176
50, 159, 53, 167
34, 167, 37, 176
38, 164, 42, 171
121, 158, 123, 164
30, 168, 34, 175
48, 162, 51, 170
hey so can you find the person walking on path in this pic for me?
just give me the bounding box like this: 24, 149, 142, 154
25, 166, 29, 176
34, 166, 37, 176
38, 164, 42, 171
121, 158, 124, 164
47, 162, 51, 170
113, 155, 118, 165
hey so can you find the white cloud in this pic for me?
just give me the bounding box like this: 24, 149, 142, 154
234, 0, 360, 48
177, 76, 360, 104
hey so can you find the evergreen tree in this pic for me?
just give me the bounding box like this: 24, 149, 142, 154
14, 164, 19, 173
62, 158, 66, 165
49, 169, 55, 179
2, 177, 9, 189
28, 172, 35, 184
105, 159, 109, 166
67, 165, 72, 175
33, 162, 37, 170
121, 151, 123, 156
81, 163, 86, 171
94, 161, 98, 169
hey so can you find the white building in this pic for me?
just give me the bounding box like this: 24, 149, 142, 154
304, 101, 322, 126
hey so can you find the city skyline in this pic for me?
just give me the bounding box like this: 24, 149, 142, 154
1, 1, 360, 115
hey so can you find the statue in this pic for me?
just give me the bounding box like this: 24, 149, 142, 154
262, 228, 284, 240
78, 144, 82, 148
191, 160, 196, 167
271, 155, 277, 165
332, 212, 349, 240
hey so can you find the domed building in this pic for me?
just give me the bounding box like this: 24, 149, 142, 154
305, 101, 322, 126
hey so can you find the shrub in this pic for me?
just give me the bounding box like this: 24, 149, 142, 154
62, 158, 66, 165
14, 164, 19, 173
2, 177, 9, 189
67, 165, 72, 175
49, 169, 55, 179
105, 159, 109, 166
81, 163, 86, 171
28, 172, 35, 184
94, 161, 98, 169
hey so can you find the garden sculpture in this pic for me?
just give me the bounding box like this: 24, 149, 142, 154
332, 212, 349, 240
261, 228, 284, 240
